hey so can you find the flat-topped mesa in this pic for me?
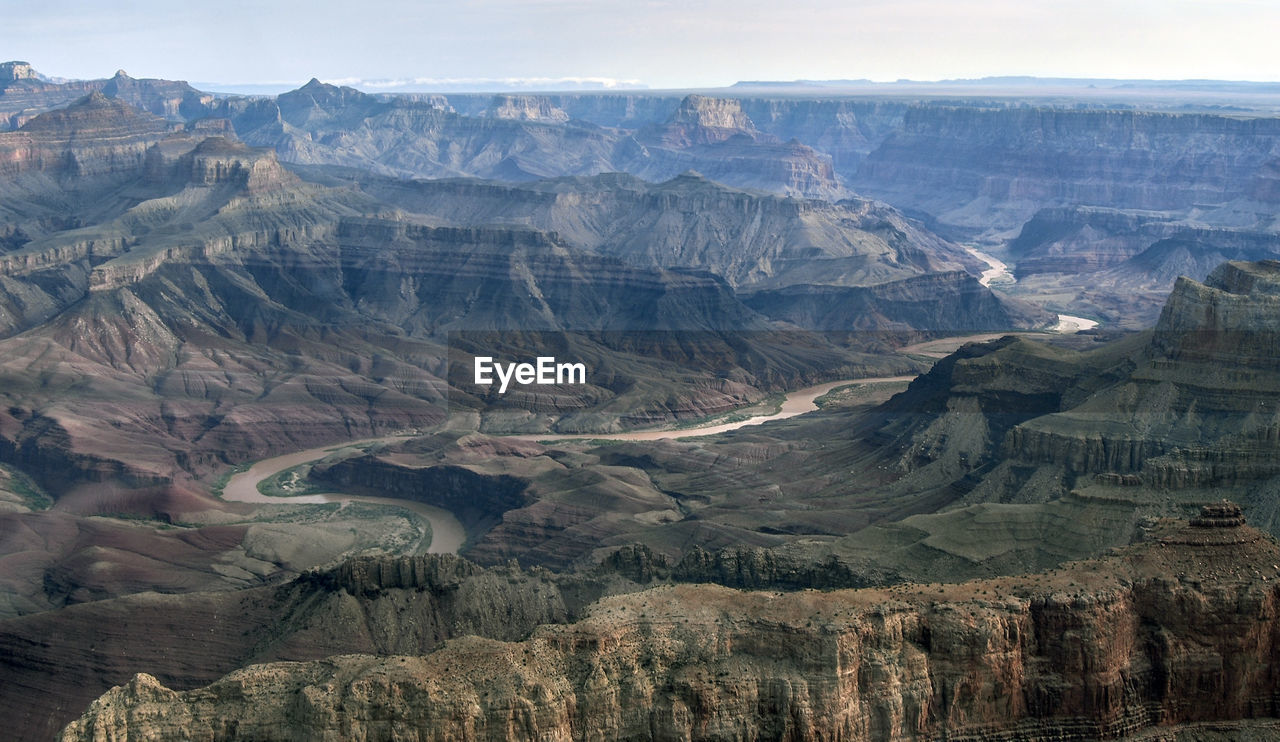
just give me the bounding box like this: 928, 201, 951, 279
139, 130, 292, 193
670, 94, 757, 130
180, 136, 292, 191
664, 94, 762, 145
0, 61, 39, 82
1152, 259, 1280, 367
15, 91, 169, 137
483, 95, 570, 123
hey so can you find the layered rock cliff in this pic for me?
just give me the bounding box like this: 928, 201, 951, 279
861, 260, 1280, 522
201, 82, 847, 198
1008, 260, 1280, 483
854, 105, 1280, 236
0, 91, 174, 178
356, 170, 978, 289
440, 93, 909, 176
0, 64, 212, 130
60, 509, 1280, 741
628, 95, 846, 199
744, 270, 1053, 335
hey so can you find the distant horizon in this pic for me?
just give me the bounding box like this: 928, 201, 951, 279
5, 1, 1278, 92
10, 60, 1280, 98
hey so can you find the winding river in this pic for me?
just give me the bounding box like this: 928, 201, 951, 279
219, 375, 916, 553
222, 248, 1098, 555
966, 245, 1099, 333
222, 444, 467, 554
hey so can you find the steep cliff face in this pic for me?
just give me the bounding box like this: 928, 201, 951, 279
438, 93, 909, 177
858, 260, 1278, 514
1, 553, 632, 742
0, 92, 174, 178
660, 94, 760, 144
483, 94, 571, 123
736, 97, 909, 176
1151, 260, 1280, 366
357, 170, 976, 289
860, 257, 1280, 495
1008, 261, 1280, 482
854, 105, 1280, 235
60, 512, 1280, 741
628, 97, 846, 199
0, 61, 39, 81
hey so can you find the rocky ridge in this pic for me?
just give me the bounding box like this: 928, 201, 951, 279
0, 64, 211, 130
60, 507, 1280, 741
355, 169, 983, 289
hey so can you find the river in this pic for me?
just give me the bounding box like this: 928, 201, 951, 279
219, 375, 916, 554
221, 248, 1097, 555
222, 443, 467, 554
511, 375, 917, 442
966, 245, 1098, 332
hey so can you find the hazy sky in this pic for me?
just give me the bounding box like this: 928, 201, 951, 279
6, 0, 1279, 89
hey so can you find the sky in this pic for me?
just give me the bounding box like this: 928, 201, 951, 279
5, 0, 1280, 90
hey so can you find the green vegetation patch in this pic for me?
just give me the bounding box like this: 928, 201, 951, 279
257, 463, 330, 498
0, 464, 53, 511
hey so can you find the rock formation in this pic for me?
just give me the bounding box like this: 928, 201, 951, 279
356, 169, 982, 289
0, 91, 174, 177
744, 270, 1053, 335
853, 105, 1280, 237
60, 507, 1280, 741
0, 62, 211, 130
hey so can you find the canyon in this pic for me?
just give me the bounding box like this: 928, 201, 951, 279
57, 507, 1280, 741
1, 61, 1280, 740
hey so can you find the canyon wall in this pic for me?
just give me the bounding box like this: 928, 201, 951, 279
61, 513, 1280, 741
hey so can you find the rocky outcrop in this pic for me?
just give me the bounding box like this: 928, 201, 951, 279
2, 552, 625, 741
966, 261, 1280, 491
60, 511, 1280, 741
0, 61, 39, 82
1151, 260, 1280, 366
660, 94, 760, 145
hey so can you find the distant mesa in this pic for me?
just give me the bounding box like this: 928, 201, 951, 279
665, 94, 760, 143
483, 94, 570, 124
0, 61, 39, 82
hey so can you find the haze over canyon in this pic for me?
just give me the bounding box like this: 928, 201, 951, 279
2, 59, 1280, 740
